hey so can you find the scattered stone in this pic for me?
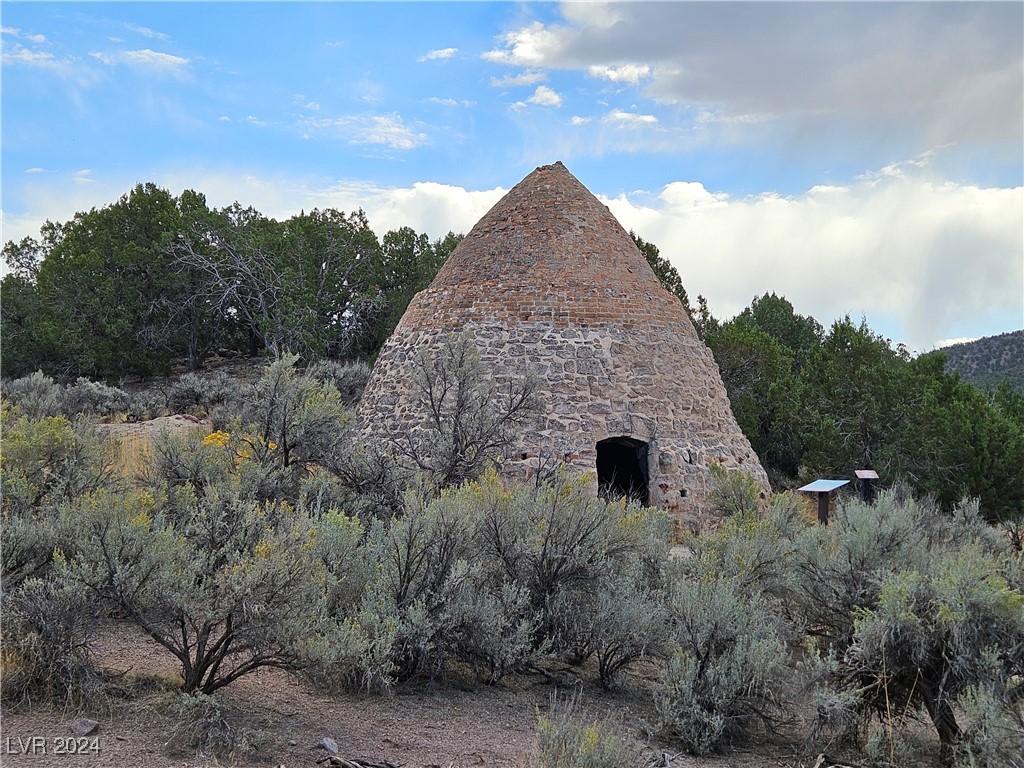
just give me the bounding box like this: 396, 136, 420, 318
69, 718, 99, 737
317, 737, 340, 755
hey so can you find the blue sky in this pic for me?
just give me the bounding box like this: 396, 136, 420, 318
2, 1, 1022, 352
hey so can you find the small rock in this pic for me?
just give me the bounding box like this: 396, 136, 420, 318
69, 718, 99, 737
317, 737, 339, 755
289, 738, 298, 746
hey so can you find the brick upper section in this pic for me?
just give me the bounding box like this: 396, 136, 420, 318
402, 162, 696, 335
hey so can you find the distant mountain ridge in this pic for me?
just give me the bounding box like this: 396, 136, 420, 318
941, 329, 1024, 392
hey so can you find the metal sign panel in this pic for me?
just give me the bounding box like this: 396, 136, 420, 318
798, 479, 850, 493
855, 469, 879, 479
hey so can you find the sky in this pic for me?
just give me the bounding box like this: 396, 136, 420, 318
2, 1, 1022, 353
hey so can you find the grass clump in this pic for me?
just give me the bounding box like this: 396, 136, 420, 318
531, 693, 639, 768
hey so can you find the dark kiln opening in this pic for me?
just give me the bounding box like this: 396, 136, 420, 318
596, 436, 649, 505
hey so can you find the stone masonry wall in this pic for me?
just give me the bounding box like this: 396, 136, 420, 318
360, 318, 768, 529
357, 162, 770, 529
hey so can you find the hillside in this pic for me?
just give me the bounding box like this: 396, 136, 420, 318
941, 329, 1024, 392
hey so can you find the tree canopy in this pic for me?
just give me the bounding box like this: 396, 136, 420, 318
4, 187, 1021, 520
2, 184, 456, 379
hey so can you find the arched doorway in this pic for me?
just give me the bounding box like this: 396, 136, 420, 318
596, 436, 649, 505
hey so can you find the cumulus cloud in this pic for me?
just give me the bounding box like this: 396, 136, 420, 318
482, 3, 1022, 154
418, 47, 457, 62
587, 64, 649, 85
482, 21, 559, 67
604, 167, 1023, 351
527, 85, 562, 107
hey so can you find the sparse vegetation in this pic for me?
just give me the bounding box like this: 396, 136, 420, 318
3, 199, 1023, 765
531, 692, 640, 768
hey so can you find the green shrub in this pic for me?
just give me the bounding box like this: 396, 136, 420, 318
309, 471, 671, 688
471, 470, 669, 658
3, 372, 141, 421
706, 460, 763, 518
357, 491, 479, 682
793, 491, 1024, 759
234, 355, 350, 500
953, 685, 1024, 768
652, 571, 789, 755
56, 487, 326, 695
789, 488, 931, 648
167, 370, 240, 418
589, 572, 668, 689
306, 358, 371, 407
143, 428, 231, 496
1, 371, 63, 419
1, 410, 118, 588
0, 411, 119, 516
449, 575, 538, 684
167, 691, 269, 760
63, 377, 131, 418
1, 577, 101, 708
682, 490, 805, 600
531, 693, 640, 768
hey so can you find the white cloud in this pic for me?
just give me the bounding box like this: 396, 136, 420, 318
526, 85, 562, 108
2, 45, 58, 68
2, 26, 46, 43
570, 116, 591, 126
73, 170, 95, 184
605, 168, 1023, 351
91, 48, 189, 74
418, 47, 457, 62
125, 23, 170, 41
25, 168, 46, 174
482, 4, 1022, 154
603, 108, 657, 127
587, 64, 650, 85
483, 22, 561, 67
429, 97, 474, 108
490, 70, 547, 88
246, 115, 268, 127
301, 114, 428, 150
218, 115, 231, 122
936, 337, 978, 349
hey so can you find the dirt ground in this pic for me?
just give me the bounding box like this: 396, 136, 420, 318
0, 623, 824, 768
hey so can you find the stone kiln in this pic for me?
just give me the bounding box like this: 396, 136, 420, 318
358, 161, 769, 526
